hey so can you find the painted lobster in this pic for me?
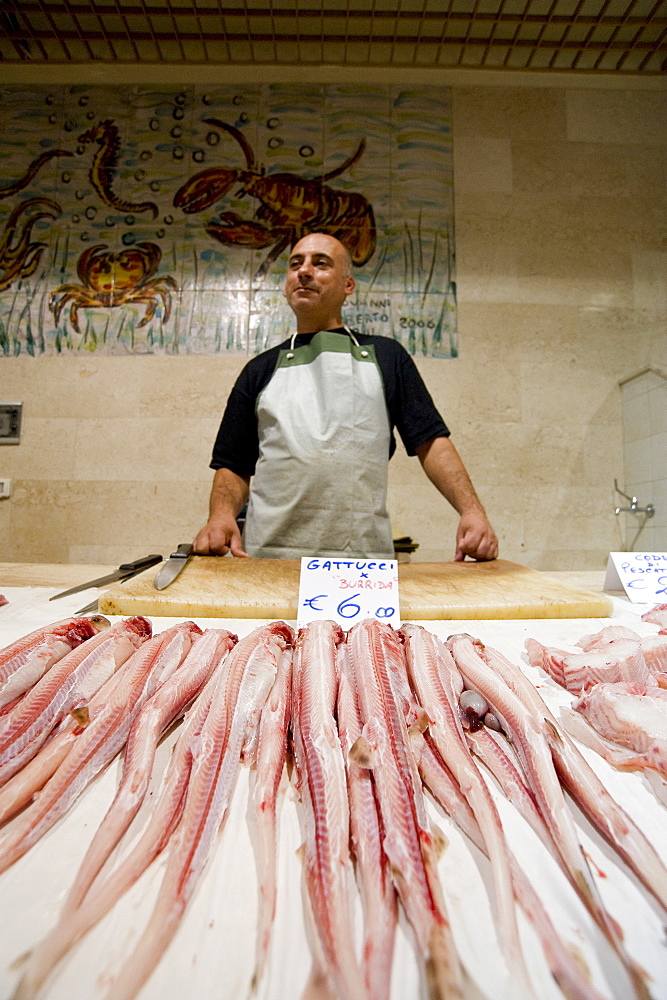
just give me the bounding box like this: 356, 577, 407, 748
173, 118, 376, 280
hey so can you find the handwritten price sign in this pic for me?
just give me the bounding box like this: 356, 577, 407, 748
604, 552, 667, 603
296, 557, 400, 629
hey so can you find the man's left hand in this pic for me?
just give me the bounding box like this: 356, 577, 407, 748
454, 509, 499, 562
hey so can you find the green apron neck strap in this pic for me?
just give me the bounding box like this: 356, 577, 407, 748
289, 326, 360, 351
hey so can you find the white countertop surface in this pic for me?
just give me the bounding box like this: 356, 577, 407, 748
0, 567, 664, 1000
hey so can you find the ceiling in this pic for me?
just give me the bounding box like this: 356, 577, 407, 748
0, 0, 665, 75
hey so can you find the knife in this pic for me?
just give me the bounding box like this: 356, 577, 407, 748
153, 543, 194, 590
49, 554, 163, 601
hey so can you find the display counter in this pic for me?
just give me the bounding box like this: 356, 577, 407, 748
0, 563, 664, 1000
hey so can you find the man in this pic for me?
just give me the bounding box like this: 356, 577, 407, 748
194, 232, 498, 562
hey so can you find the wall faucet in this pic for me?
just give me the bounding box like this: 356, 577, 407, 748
614, 479, 655, 517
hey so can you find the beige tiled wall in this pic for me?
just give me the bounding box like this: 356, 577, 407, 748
1, 79, 665, 570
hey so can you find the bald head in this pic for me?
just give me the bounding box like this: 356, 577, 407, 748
291, 233, 353, 273
284, 232, 356, 333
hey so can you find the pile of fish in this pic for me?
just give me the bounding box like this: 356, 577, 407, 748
0, 613, 666, 1000
526, 605, 667, 804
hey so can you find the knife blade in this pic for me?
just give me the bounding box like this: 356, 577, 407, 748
153, 543, 194, 591
75, 598, 101, 615
49, 554, 163, 601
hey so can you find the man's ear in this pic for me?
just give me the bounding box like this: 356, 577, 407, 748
344, 274, 356, 298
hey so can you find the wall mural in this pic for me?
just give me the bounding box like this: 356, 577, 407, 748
0, 85, 456, 358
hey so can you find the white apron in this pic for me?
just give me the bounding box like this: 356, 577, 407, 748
244, 329, 394, 559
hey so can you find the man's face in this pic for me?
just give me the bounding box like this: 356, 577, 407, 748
283, 234, 355, 332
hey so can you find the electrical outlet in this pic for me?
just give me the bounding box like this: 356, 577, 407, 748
0, 404, 22, 444
0, 479, 11, 498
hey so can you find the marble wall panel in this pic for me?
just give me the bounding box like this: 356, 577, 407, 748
565, 91, 667, 147
0, 356, 245, 420
511, 139, 629, 199
454, 88, 569, 141
7, 479, 211, 563
631, 251, 667, 311
70, 417, 217, 482
3, 418, 79, 480
453, 137, 513, 194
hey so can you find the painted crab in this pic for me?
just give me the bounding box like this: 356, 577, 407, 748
50, 242, 178, 333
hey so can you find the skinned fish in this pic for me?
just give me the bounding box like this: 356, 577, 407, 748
574, 626, 667, 681
575, 625, 641, 649
102, 621, 291, 1000
0, 640, 148, 826
0, 620, 206, 877
641, 604, 667, 629
478, 638, 667, 914
15, 635, 232, 1000
59, 622, 223, 916
525, 636, 654, 694
249, 636, 293, 992
449, 633, 654, 1000
337, 642, 397, 1000
0, 615, 110, 709
573, 681, 667, 774
291, 620, 369, 1000
0, 617, 151, 785
14, 625, 237, 1000
417, 737, 609, 1000
347, 619, 464, 1000
401, 623, 533, 999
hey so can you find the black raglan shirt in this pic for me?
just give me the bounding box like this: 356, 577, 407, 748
210, 328, 450, 477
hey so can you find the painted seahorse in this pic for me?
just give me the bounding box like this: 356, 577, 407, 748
0, 150, 73, 201
79, 119, 159, 218
0, 197, 61, 292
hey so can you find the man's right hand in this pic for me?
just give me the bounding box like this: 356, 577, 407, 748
194, 468, 251, 557
193, 512, 249, 557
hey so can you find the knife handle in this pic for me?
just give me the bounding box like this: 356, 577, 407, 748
169, 543, 194, 560
118, 554, 163, 572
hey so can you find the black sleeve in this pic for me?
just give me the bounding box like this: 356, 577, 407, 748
209, 346, 281, 476
370, 336, 450, 457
